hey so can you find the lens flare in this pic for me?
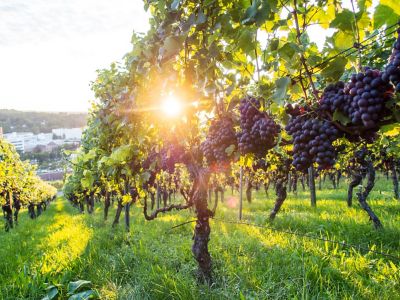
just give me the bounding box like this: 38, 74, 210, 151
162, 95, 182, 117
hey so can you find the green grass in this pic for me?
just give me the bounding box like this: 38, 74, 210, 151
0, 177, 399, 299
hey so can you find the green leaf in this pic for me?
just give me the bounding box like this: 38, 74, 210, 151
41, 286, 58, 300
380, 124, 400, 137
329, 9, 354, 31
227, 96, 239, 112
380, 0, 400, 12
225, 144, 236, 156
237, 29, 255, 53
239, 153, 254, 167
67, 280, 92, 295
159, 36, 183, 60
170, 0, 180, 11
109, 145, 131, 164
332, 110, 350, 125
358, 0, 372, 12
272, 77, 291, 104
196, 10, 207, 25
140, 171, 151, 183
269, 38, 279, 51
242, 0, 260, 25
68, 290, 99, 300
332, 31, 354, 50
278, 42, 299, 62
373, 5, 398, 29
81, 170, 94, 189
320, 57, 347, 81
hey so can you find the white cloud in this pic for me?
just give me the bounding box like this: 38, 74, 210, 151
0, 0, 150, 112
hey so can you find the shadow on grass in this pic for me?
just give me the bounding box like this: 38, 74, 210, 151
0, 198, 93, 299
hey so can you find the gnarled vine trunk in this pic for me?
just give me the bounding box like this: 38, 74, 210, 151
104, 191, 110, 221
28, 203, 36, 219
300, 175, 305, 191
125, 202, 131, 232
356, 161, 382, 229
13, 198, 21, 226
79, 201, 85, 214
347, 173, 362, 207
245, 180, 252, 203
292, 173, 298, 195
2, 193, 13, 232
191, 168, 212, 284
36, 204, 42, 217
264, 179, 270, 197
269, 177, 288, 220
162, 189, 168, 207
219, 188, 224, 203
308, 166, 316, 207
112, 200, 123, 228
150, 192, 156, 209
391, 162, 399, 200
337, 171, 341, 187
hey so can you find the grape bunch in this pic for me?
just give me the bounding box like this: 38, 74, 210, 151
142, 151, 159, 187
383, 27, 400, 92
285, 112, 341, 171
320, 81, 347, 113
343, 68, 393, 128
252, 158, 269, 171
237, 96, 280, 157
320, 68, 393, 130
200, 115, 237, 166
160, 143, 185, 173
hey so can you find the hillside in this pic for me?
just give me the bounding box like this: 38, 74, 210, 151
0, 109, 87, 134
0, 180, 399, 299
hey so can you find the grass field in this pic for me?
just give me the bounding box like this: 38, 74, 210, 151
0, 178, 399, 299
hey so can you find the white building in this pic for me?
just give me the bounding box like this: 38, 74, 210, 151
3, 132, 35, 152
25, 133, 52, 152
3, 128, 82, 153
52, 128, 82, 141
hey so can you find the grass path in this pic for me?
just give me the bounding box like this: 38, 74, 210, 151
0, 179, 399, 299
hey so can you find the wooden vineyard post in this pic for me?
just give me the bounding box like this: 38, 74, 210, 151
308, 166, 317, 207
239, 167, 243, 220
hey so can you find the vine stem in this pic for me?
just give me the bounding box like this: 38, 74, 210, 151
292, 0, 319, 102
254, 30, 261, 82
350, 0, 362, 71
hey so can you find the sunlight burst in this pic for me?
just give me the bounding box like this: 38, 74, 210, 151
162, 95, 182, 117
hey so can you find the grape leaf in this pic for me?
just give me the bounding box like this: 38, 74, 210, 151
320, 57, 347, 81
373, 5, 398, 29
272, 77, 291, 104
67, 280, 92, 295
332, 110, 350, 125
170, 0, 180, 11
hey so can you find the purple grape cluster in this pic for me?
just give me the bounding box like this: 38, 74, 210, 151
200, 116, 237, 165
237, 96, 280, 157
160, 144, 185, 173
142, 151, 158, 187
320, 68, 393, 130
320, 81, 347, 113
285, 113, 341, 171
383, 27, 400, 92
343, 68, 392, 128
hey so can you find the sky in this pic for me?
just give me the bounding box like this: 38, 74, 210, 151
0, 1, 373, 113
0, 0, 150, 112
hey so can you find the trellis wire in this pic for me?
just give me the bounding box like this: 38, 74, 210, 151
168, 216, 400, 261
284, 22, 399, 82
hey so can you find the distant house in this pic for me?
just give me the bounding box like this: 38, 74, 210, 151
38, 171, 64, 181
52, 128, 82, 141
45, 141, 59, 152
3, 128, 82, 153
3, 132, 35, 152
32, 144, 46, 153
